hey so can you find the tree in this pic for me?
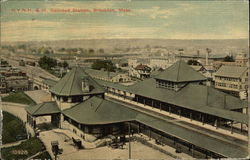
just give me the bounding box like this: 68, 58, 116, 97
187, 59, 201, 66
88, 49, 95, 54
98, 48, 104, 54
91, 60, 116, 72
223, 56, 235, 62
38, 56, 57, 70
62, 61, 69, 69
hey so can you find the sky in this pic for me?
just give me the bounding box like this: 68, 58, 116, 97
1, 0, 249, 42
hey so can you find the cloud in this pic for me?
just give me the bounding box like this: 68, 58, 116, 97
1, 20, 159, 41
129, 3, 197, 19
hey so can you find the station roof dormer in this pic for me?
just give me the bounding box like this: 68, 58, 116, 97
154, 61, 207, 83
50, 67, 105, 96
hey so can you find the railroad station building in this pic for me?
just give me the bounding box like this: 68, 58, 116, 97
26, 61, 249, 159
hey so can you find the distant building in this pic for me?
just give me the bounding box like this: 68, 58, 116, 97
129, 64, 151, 79
128, 59, 138, 68
149, 58, 173, 69
0, 67, 33, 92
0, 74, 7, 93
235, 53, 248, 67
112, 59, 128, 68
25, 62, 248, 158
85, 68, 131, 83
215, 65, 248, 99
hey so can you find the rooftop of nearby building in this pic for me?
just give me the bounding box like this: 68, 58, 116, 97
135, 64, 151, 70
26, 101, 60, 116
215, 65, 248, 78
154, 61, 207, 82
62, 96, 247, 158
42, 78, 58, 88
50, 67, 105, 96
62, 96, 137, 125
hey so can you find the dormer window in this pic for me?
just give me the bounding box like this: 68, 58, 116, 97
82, 77, 90, 93
156, 79, 183, 91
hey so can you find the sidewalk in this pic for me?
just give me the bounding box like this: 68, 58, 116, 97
0, 139, 26, 149
134, 134, 193, 159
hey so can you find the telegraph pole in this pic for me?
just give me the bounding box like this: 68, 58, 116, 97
248, 68, 250, 158
0, 96, 2, 159
128, 122, 131, 159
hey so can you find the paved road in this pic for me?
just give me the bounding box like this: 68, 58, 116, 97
0, 139, 26, 149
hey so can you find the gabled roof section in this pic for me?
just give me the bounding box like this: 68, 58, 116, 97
62, 96, 137, 125
50, 67, 105, 96
215, 65, 248, 78
128, 78, 248, 123
154, 61, 207, 82
26, 101, 60, 116
43, 78, 58, 88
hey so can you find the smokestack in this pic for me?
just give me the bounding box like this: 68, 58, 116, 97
206, 48, 211, 66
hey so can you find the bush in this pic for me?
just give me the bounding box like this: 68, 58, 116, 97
2, 111, 27, 144
1, 137, 45, 160
91, 60, 116, 72
2, 91, 36, 105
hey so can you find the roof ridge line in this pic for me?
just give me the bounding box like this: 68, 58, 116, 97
94, 98, 105, 112
33, 103, 44, 115
68, 67, 78, 95
176, 61, 182, 81
58, 67, 75, 94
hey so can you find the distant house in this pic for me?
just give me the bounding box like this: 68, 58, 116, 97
215, 65, 248, 99
130, 64, 151, 79
235, 53, 248, 67
149, 58, 174, 69
85, 68, 131, 83
0, 74, 7, 93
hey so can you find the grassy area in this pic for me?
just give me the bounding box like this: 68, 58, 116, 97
2, 111, 27, 144
33, 151, 52, 159
1, 137, 46, 160
2, 91, 36, 105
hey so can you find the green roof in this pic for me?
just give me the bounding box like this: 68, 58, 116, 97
129, 78, 248, 123
43, 79, 58, 87
155, 61, 207, 82
62, 96, 247, 158
215, 65, 248, 78
62, 96, 137, 125
50, 67, 105, 96
136, 114, 247, 158
26, 101, 60, 116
